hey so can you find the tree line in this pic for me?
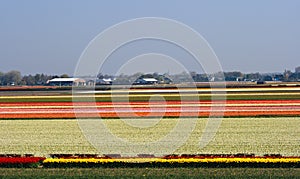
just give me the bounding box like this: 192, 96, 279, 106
0, 69, 299, 86
98, 70, 300, 84
190, 70, 300, 82
0, 70, 69, 86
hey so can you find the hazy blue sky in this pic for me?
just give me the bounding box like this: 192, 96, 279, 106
0, 0, 299, 75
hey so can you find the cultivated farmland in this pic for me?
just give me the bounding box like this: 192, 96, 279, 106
0, 118, 299, 156
0, 86, 299, 158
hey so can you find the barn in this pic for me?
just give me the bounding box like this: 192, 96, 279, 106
134, 78, 158, 85
47, 78, 86, 86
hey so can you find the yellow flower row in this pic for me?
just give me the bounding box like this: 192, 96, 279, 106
43, 157, 300, 164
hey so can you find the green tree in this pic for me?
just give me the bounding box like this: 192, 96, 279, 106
22, 75, 35, 85
0, 71, 4, 85
60, 74, 69, 78
224, 71, 243, 81
4, 70, 22, 85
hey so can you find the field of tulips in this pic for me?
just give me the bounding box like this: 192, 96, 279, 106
0, 93, 300, 118
0, 87, 299, 118
0, 118, 299, 156
0, 86, 299, 170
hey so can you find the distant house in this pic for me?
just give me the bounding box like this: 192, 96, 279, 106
134, 78, 158, 85
84, 79, 95, 86
47, 78, 86, 86
160, 76, 173, 84
96, 78, 113, 85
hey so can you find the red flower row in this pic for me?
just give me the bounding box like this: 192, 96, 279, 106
0, 157, 45, 164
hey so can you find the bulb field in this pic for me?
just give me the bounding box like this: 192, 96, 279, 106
0, 86, 299, 171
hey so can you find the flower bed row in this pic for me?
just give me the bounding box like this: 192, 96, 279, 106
1, 110, 300, 119
0, 157, 45, 168
48, 153, 286, 159
0, 154, 299, 168
1, 99, 299, 118
2, 99, 300, 106
42, 157, 300, 168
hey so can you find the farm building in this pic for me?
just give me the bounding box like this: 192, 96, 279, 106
96, 78, 113, 85
47, 78, 86, 86
134, 78, 158, 85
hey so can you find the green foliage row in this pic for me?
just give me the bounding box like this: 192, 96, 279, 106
0, 168, 299, 178
0, 163, 40, 168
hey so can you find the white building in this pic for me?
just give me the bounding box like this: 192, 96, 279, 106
134, 78, 158, 85
97, 78, 113, 85
47, 78, 86, 86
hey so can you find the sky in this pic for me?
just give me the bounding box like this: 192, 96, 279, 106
0, 0, 299, 75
